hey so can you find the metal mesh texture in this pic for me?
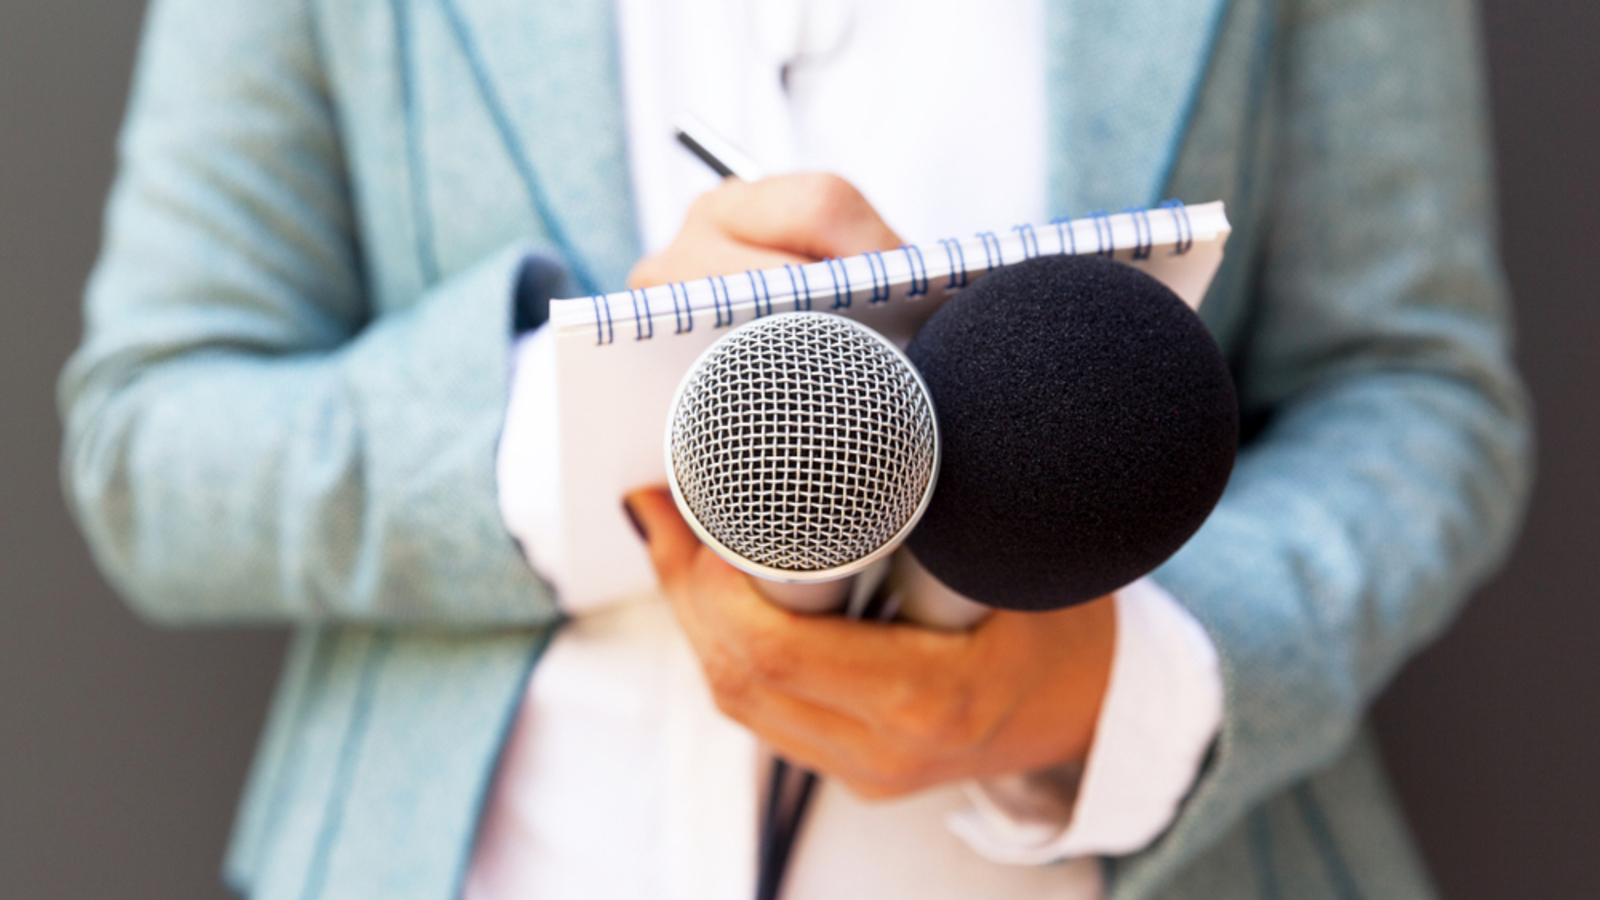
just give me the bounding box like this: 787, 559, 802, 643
669, 314, 938, 573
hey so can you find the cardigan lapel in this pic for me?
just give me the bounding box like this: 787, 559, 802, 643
1046, 0, 1233, 216
437, 0, 641, 294
435, 0, 1230, 288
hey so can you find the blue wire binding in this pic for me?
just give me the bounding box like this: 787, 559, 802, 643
1013, 223, 1041, 259
1089, 211, 1115, 258
784, 264, 813, 311
901, 245, 929, 297
1159, 200, 1194, 255
629, 288, 653, 340
866, 251, 890, 304
669, 281, 692, 334
590, 295, 614, 345
1050, 216, 1079, 256
826, 258, 852, 309
1125, 207, 1154, 261
747, 270, 773, 318
711, 275, 735, 328
939, 238, 968, 289
977, 231, 1003, 272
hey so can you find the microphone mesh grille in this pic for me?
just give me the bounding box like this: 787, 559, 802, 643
670, 314, 937, 573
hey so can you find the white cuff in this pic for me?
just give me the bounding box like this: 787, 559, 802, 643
947, 578, 1222, 864
497, 325, 572, 599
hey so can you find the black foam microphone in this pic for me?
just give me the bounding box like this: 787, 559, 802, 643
901, 252, 1238, 614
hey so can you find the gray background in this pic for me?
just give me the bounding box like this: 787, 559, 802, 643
1, 2, 1594, 897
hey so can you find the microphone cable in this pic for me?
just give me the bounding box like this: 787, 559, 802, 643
752, 581, 902, 900
755, 760, 817, 900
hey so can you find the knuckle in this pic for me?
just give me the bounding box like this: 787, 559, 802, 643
844, 778, 899, 803
888, 688, 977, 748
690, 180, 744, 227
686, 188, 721, 221
626, 255, 662, 289
743, 621, 798, 684
859, 752, 927, 798
711, 691, 749, 723
747, 642, 796, 685
794, 173, 864, 231
702, 653, 753, 713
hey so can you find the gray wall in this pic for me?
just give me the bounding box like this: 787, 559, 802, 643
0, 4, 287, 897
1, 2, 1594, 897
1369, 4, 1600, 896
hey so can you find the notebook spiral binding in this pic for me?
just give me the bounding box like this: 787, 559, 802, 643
782, 264, 811, 312
669, 281, 693, 334
1127, 207, 1154, 261
826, 257, 851, 310
866, 250, 891, 304
976, 231, 1003, 273
1090, 211, 1115, 257
578, 200, 1210, 346
938, 238, 969, 290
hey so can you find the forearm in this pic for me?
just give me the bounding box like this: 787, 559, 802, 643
62, 243, 566, 626
1106, 0, 1531, 890
59, 0, 568, 627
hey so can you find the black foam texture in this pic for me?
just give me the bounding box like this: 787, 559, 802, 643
905, 255, 1238, 612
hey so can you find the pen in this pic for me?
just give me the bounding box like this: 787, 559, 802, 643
673, 112, 766, 182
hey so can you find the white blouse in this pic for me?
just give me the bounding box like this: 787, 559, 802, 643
469, 1, 1223, 898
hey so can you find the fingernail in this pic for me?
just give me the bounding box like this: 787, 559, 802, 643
622, 499, 647, 541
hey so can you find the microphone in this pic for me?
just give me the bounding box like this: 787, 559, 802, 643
665, 259, 1237, 900
664, 312, 941, 614
899, 252, 1238, 616
665, 311, 952, 900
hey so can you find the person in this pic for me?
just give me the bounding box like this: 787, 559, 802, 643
59, 0, 1531, 898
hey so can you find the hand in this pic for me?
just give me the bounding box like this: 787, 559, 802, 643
626, 173, 902, 289
625, 488, 1117, 801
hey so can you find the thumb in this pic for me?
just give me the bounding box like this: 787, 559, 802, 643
624, 487, 701, 589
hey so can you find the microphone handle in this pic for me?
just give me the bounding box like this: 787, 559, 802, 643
751, 554, 900, 617
752, 551, 990, 629
885, 550, 992, 631
751, 576, 855, 615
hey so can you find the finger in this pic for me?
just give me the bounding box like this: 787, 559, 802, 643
623, 487, 701, 590
646, 552, 927, 786
718, 678, 948, 798
632, 489, 980, 742
647, 550, 933, 774
622, 502, 952, 799
626, 237, 811, 289
707, 174, 903, 259
675, 571, 982, 731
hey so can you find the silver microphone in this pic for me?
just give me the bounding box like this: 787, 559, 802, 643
665, 312, 947, 615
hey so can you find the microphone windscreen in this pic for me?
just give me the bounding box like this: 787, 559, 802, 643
905, 254, 1237, 612
667, 312, 939, 581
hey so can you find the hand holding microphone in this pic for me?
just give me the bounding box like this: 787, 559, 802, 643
630, 120, 1235, 896
630, 248, 1238, 798
621, 178, 1116, 798
624, 487, 1117, 800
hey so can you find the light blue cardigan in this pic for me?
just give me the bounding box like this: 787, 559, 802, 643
59, 0, 1532, 897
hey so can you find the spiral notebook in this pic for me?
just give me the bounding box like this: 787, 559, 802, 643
540, 202, 1232, 607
